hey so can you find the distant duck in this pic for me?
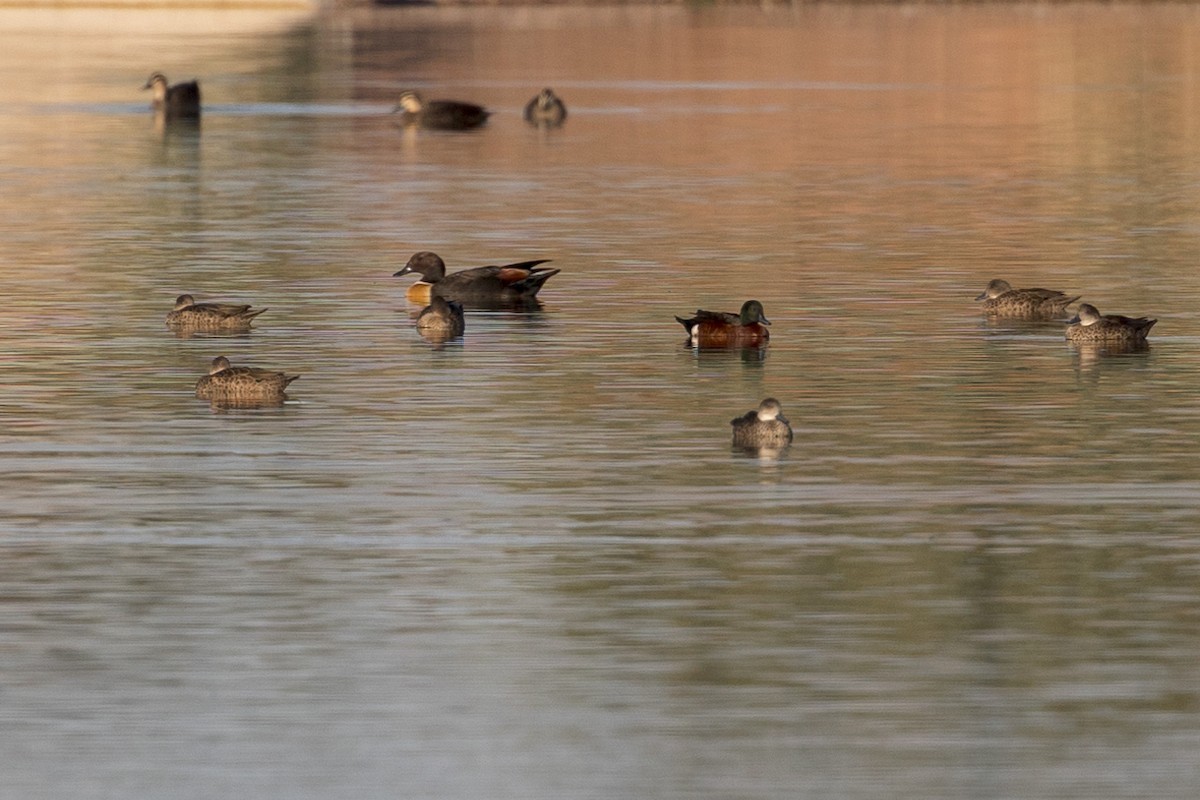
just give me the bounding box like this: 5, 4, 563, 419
393, 91, 490, 130
975, 279, 1079, 319
195, 356, 298, 404
1065, 303, 1156, 343
731, 398, 793, 449
394, 251, 559, 306
166, 294, 267, 331
143, 72, 201, 119
524, 88, 567, 126
675, 300, 771, 347
415, 295, 466, 340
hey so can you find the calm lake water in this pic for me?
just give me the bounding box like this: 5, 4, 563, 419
4, 4, 1200, 798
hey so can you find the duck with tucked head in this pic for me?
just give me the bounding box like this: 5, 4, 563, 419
1065, 303, 1156, 343
731, 398, 793, 449
393, 91, 490, 131
143, 72, 201, 119
975, 278, 1079, 319
166, 294, 267, 331
415, 295, 465, 341
524, 88, 567, 127
195, 356, 299, 404
394, 251, 559, 307
676, 300, 771, 347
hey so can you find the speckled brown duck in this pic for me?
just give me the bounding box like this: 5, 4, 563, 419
676, 300, 771, 347
143, 72, 201, 119
1065, 303, 1156, 343
524, 88, 567, 127
415, 295, 465, 341
166, 294, 267, 331
975, 279, 1079, 319
393, 91, 490, 131
731, 398, 793, 449
195, 356, 298, 404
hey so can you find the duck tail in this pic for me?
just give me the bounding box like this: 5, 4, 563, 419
512, 267, 561, 296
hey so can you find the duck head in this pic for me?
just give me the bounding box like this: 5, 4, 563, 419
394, 251, 447, 282
739, 300, 770, 325
1066, 303, 1102, 326
975, 279, 1012, 301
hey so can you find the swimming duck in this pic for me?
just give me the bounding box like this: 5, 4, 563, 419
975, 279, 1079, 319
143, 72, 201, 119
675, 300, 771, 347
524, 88, 567, 126
731, 398, 793, 449
1065, 303, 1156, 343
392, 91, 490, 130
415, 295, 466, 340
166, 294, 267, 331
394, 251, 559, 305
195, 356, 298, 403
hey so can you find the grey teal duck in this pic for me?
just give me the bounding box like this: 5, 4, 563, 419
415, 295, 466, 341
731, 398, 793, 449
523, 88, 567, 126
1065, 303, 1156, 343
195, 356, 299, 403
166, 294, 267, 331
975, 279, 1079, 319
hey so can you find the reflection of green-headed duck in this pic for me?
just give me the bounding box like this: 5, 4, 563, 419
524, 88, 567, 126
195, 356, 298, 403
393, 91, 490, 131
676, 300, 770, 347
416, 296, 465, 340
143, 72, 200, 119
394, 251, 558, 305
975, 278, 1078, 319
166, 294, 267, 331
731, 398, 793, 449
1065, 303, 1156, 343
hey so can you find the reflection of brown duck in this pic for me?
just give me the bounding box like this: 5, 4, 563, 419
195, 356, 298, 404
1065, 303, 1156, 343
975, 279, 1078, 319
166, 294, 267, 331
394, 251, 558, 306
143, 72, 201, 119
393, 91, 490, 130
676, 300, 770, 347
524, 88, 567, 126
416, 296, 465, 341
731, 398, 793, 449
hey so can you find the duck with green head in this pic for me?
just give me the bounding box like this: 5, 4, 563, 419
675, 300, 770, 347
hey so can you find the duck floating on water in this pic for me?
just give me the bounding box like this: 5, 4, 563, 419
975, 279, 1079, 319
676, 300, 771, 347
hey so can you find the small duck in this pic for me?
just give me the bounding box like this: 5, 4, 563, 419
676, 300, 771, 347
394, 251, 559, 305
195, 356, 298, 403
1065, 303, 1156, 343
731, 398, 793, 449
392, 91, 490, 131
523, 88, 567, 126
166, 294, 267, 331
143, 72, 201, 119
975, 279, 1079, 319
415, 295, 465, 340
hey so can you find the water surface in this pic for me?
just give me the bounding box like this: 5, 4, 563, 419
3, 5, 1200, 799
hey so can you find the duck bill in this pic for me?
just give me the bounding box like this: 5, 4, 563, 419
1065, 315, 1081, 325
974, 290, 988, 301
393, 266, 414, 277
760, 315, 771, 325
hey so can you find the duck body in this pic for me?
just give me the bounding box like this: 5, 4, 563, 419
143, 72, 201, 119
731, 398, 793, 449
1065, 303, 1156, 343
395, 251, 558, 306
195, 356, 298, 403
676, 300, 771, 347
166, 294, 267, 331
975, 279, 1079, 319
416, 295, 465, 339
393, 91, 490, 130
524, 88, 567, 126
